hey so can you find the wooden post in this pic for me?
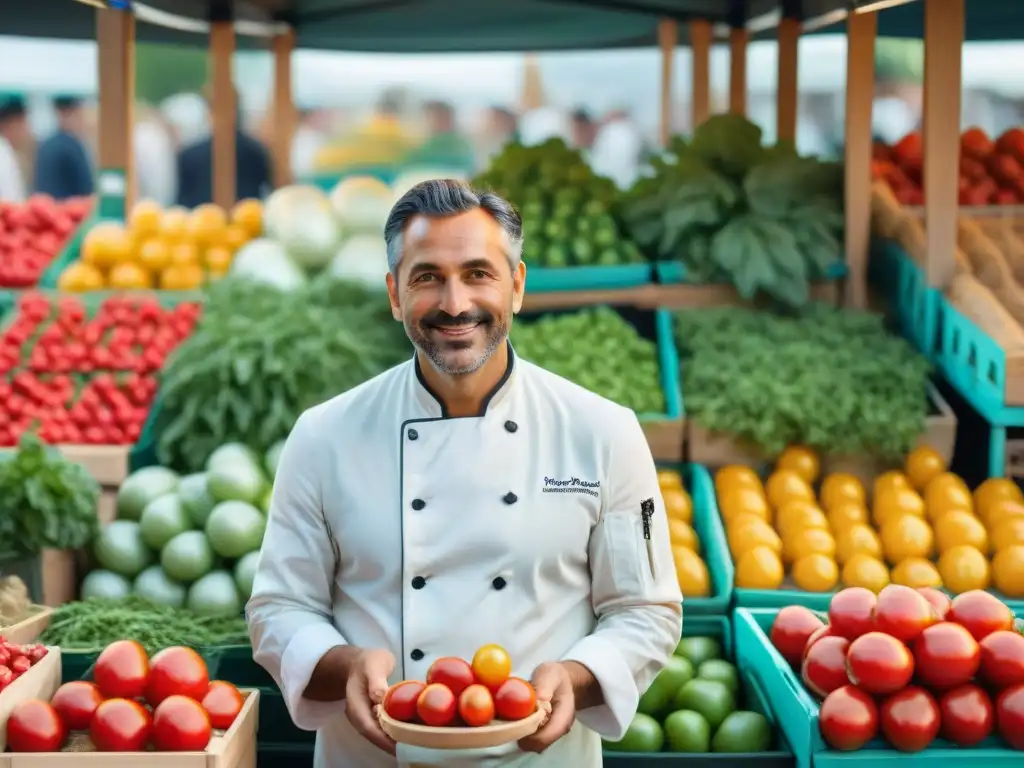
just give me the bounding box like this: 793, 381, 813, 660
923, 0, 964, 289
95, 7, 135, 218
729, 28, 748, 115
210, 20, 236, 210
658, 20, 678, 146
272, 29, 296, 188
776, 18, 800, 143
843, 10, 877, 309
690, 20, 712, 129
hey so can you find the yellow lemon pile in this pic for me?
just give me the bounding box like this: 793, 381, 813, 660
659, 469, 711, 598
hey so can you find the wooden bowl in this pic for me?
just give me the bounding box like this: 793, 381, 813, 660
378, 703, 550, 750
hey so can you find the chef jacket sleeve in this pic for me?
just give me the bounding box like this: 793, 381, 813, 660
246, 410, 348, 731
561, 408, 683, 740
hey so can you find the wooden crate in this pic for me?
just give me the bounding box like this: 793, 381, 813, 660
1, 607, 53, 645
641, 417, 686, 463
55, 446, 130, 487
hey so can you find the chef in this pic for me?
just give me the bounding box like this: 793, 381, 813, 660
246, 178, 683, 768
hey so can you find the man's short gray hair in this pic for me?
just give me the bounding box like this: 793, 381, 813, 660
384, 179, 523, 274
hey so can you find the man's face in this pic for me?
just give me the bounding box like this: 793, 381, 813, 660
2, 116, 30, 149
386, 209, 525, 376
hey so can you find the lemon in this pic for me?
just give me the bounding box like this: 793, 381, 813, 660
975, 478, 1024, 519
992, 545, 1024, 598
672, 546, 711, 597
828, 503, 869, 533
880, 515, 934, 564
820, 473, 866, 512
937, 545, 991, 594
985, 500, 1024, 530
934, 510, 989, 554
905, 445, 947, 491
715, 465, 762, 496
890, 557, 943, 588
728, 520, 782, 560
874, 470, 910, 500
842, 554, 890, 592
835, 524, 883, 564
792, 554, 839, 592
719, 486, 771, 524
873, 486, 926, 527
657, 469, 683, 490
735, 546, 785, 589
924, 472, 973, 518
766, 469, 815, 511
668, 518, 700, 552
784, 528, 837, 563
992, 518, 1024, 553
776, 445, 821, 484
775, 500, 829, 539
663, 487, 693, 524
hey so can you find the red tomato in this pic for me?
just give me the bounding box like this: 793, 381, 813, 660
471, 644, 512, 692
90, 698, 152, 752
50, 681, 104, 730
458, 684, 495, 727
949, 590, 1014, 642
416, 683, 457, 727
770, 605, 824, 667
151, 695, 212, 751
802, 636, 851, 699
493, 677, 537, 721
145, 647, 209, 707
871, 585, 938, 644
201, 681, 244, 731
917, 587, 951, 620
382, 681, 426, 723
803, 624, 835, 660
978, 630, 1024, 690
939, 683, 994, 747
996, 683, 1024, 749
828, 588, 877, 641
913, 622, 980, 690
845, 632, 914, 695
818, 685, 879, 751
93, 640, 150, 700
879, 686, 940, 752
426, 657, 475, 699
6, 700, 66, 752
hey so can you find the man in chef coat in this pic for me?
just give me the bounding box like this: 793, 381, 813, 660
247, 178, 683, 768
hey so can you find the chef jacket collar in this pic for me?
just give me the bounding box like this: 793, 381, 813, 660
412, 340, 516, 418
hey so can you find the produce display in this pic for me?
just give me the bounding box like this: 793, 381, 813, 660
872, 127, 1024, 206
382, 644, 537, 728
770, 586, 1024, 752
511, 307, 664, 414
659, 469, 710, 598
605, 633, 773, 754
0, 640, 49, 694
0, 195, 92, 288
720, 444, 1024, 595
473, 139, 646, 269
621, 115, 843, 307
83, 442, 276, 617
0, 291, 199, 446
676, 304, 930, 460
58, 199, 262, 292
6, 640, 246, 752
152, 277, 409, 472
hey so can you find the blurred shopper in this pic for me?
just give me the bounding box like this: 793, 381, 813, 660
175, 85, 272, 208
291, 108, 332, 179
34, 96, 94, 200
404, 100, 475, 172
570, 108, 597, 153
312, 92, 415, 175
590, 108, 644, 190
134, 104, 177, 206
161, 92, 209, 148
518, 105, 572, 147
0, 96, 29, 202
474, 105, 519, 169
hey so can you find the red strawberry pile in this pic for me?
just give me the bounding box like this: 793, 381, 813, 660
0, 640, 48, 691
771, 585, 1024, 752
0, 195, 92, 287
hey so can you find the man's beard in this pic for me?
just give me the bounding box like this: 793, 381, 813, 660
407, 308, 507, 375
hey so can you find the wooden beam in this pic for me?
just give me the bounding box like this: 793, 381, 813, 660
272, 29, 296, 188
776, 18, 800, 143
729, 27, 748, 115
690, 20, 712, 129
210, 21, 236, 209
95, 7, 135, 216
658, 19, 678, 146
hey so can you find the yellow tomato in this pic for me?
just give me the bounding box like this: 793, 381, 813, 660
776, 446, 820, 484
188, 203, 229, 248
728, 520, 782, 561
107, 262, 152, 290
934, 510, 989, 555
231, 198, 264, 237
828, 502, 869, 533
766, 469, 815, 511
937, 545, 991, 594
719, 486, 770, 524
129, 199, 163, 237
890, 557, 942, 589
204, 246, 233, 276
672, 546, 710, 597
924, 472, 973, 518
662, 486, 693, 523
820, 473, 866, 513
874, 470, 910, 500
835, 524, 883, 564
880, 515, 934, 565
992, 545, 1024, 598
222, 224, 250, 252
658, 469, 683, 490
775, 500, 829, 539
735, 546, 784, 589
975, 478, 1024, 518
137, 238, 172, 273
668, 519, 700, 552
842, 553, 890, 593
160, 206, 190, 242
991, 518, 1024, 553
715, 465, 763, 498
170, 242, 200, 266
82, 222, 131, 268
905, 445, 947, 491
160, 263, 204, 291
57, 261, 105, 292
873, 486, 926, 527
792, 554, 839, 592
985, 500, 1024, 530
784, 528, 836, 563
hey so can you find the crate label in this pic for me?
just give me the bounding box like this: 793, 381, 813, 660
98, 171, 126, 196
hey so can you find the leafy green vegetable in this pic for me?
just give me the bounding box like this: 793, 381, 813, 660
675, 305, 932, 459
690, 114, 767, 181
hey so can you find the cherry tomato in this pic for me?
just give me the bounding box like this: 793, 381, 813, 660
382, 681, 426, 723
416, 683, 457, 727
90, 698, 152, 752
828, 588, 877, 641
913, 621, 980, 690
879, 686, 940, 752
818, 685, 879, 751
201, 681, 244, 731
93, 640, 150, 700
6, 699, 66, 752
803, 624, 835, 661
917, 587, 951, 620
471, 644, 512, 691
151, 695, 212, 751
949, 590, 1014, 642
845, 632, 914, 695
996, 683, 1024, 749
145, 646, 209, 707
939, 683, 994, 747
871, 585, 938, 644
979, 630, 1024, 690
458, 684, 495, 727
426, 657, 475, 699
802, 636, 851, 698
50, 681, 104, 731
493, 677, 537, 721
770, 605, 824, 667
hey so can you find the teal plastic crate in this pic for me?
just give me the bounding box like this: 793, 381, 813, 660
527, 264, 653, 293
647, 309, 684, 422
302, 166, 398, 191
655, 261, 847, 287
735, 607, 1024, 768
870, 240, 941, 358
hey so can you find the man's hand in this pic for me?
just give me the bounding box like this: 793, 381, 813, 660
518, 662, 576, 753
344, 648, 397, 755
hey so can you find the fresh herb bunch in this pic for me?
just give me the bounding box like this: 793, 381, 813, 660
155, 276, 411, 472
676, 305, 932, 459
0, 433, 99, 556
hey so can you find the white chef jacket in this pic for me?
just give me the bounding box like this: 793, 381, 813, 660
0, 137, 26, 203
247, 345, 683, 768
